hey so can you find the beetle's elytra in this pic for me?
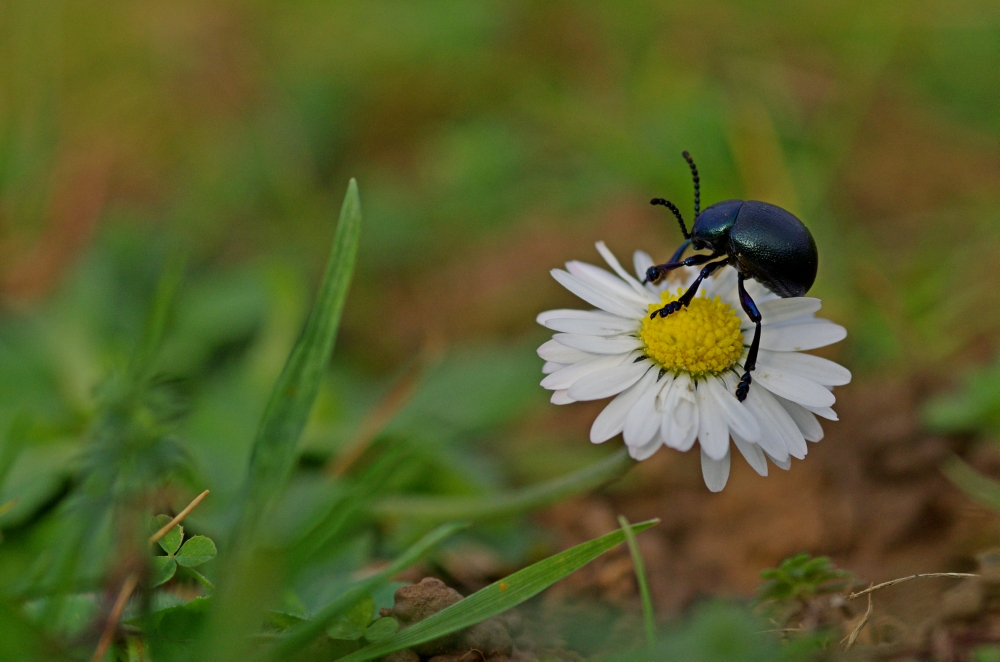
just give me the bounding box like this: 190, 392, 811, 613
643, 152, 818, 402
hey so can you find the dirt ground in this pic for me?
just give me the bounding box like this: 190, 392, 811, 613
531, 375, 1000, 643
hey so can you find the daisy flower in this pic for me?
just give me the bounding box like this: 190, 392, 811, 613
537, 242, 850, 491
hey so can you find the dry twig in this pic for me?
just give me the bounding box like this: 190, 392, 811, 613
148, 489, 210, 546
847, 573, 977, 600
843, 588, 873, 650
92, 574, 138, 662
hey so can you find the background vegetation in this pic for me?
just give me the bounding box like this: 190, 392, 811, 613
1, 1, 999, 659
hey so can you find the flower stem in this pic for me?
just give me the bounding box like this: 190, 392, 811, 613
371, 447, 635, 522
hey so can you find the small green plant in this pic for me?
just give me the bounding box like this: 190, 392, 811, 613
148, 515, 217, 590
756, 553, 852, 605
755, 553, 853, 641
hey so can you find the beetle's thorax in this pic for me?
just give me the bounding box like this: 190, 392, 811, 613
690, 199, 743, 251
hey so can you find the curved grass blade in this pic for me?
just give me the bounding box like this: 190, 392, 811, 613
335, 519, 659, 662
941, 454, 1000, 511
265, 522, 466, 661
618, 515, 655, 649
234, 179, 362, 543
370, 447, 634, 522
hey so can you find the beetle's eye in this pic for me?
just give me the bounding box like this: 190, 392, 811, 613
645, 266, 659, 283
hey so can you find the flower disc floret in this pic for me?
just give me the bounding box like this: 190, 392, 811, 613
639, 289, 744, 377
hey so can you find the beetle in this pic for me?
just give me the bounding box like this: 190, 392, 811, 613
642, 151, 818, 402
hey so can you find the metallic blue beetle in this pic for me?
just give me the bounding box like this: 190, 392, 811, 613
643, 152, 818, 402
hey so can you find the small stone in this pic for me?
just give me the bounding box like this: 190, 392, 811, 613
385, 577, 464, 626
462, 618, 513, 656
381, 578, 465, 656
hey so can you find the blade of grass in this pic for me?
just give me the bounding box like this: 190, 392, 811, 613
129, 249, 186, 383
618, 515, 655, 649
234, 179, 361, 543
335, 519, 659, 662
941, 454, 1000, 511
265, 522, 466, 661
370, 447, 634, 522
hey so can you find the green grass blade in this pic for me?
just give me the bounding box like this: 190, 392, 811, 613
941, 454, 1000, 511
618, 515, 655, 649
266, 522, 466, 660
335, 518, 659, 662
370, 447, 634, 522
236, 179, 362, 540
129, 249, 186, 383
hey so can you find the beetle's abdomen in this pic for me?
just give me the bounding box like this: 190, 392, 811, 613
728, 201, 817, 298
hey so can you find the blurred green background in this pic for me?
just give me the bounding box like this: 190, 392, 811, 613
1, 1, 1000, 659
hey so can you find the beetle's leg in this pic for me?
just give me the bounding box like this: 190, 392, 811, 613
735, 273, 762, 402
642, 250, 722, 285
669, 238, 691, 264
649, 259, 728, 319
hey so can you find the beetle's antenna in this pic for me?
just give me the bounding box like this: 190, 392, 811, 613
650, 198, 690, 239
682, 150, 700, 218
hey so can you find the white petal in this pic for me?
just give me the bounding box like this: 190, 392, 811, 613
766, 451, 792, 470
745, 278, 779, 303
595, 242, 658, 301
628, 433, 663, 461
759, 319, 847, 351
590, 369, 658, 443
623, 375, 666, 448
704, 376, 761, 442
757, 350, 851, 386
550, 390, 574, 405
633, 250, 655, 282
732, 432, 768, 476
701, 449, 731, 492
537, 339, 595, 363
553, 333, 643, 355
803, 404, 838, 421
740, 380, 808, 459
773, 395, 825, 442
696, 381, 730, 460
537, 308, 628, 325
752, 366, 836, 409
542, 361, 564, 374
660, 373, 699, 451
758, 297, 822, 324
551, 269, 645, 318
568, 358, 651, 401
724, 373, 789, 462
565, 261, 652, 307
540, 352, 630, 390
705, 266, 738, 299
540, 316, 640, 336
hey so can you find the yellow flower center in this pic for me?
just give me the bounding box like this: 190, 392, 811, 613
639, 289, 744, 377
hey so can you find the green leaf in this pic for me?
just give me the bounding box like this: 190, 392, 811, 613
234, 179, 362, 543
336, 519, 659, 662
371, 447, 634, 522
151, 514, 183, 555
266, 521, 464, 660
145, 596, 211, 662
364, 617, 399, 642
176, 535, 217, 567
327, 594, 375, 641
151, 556, 177, 588
180, 566, 215, 591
